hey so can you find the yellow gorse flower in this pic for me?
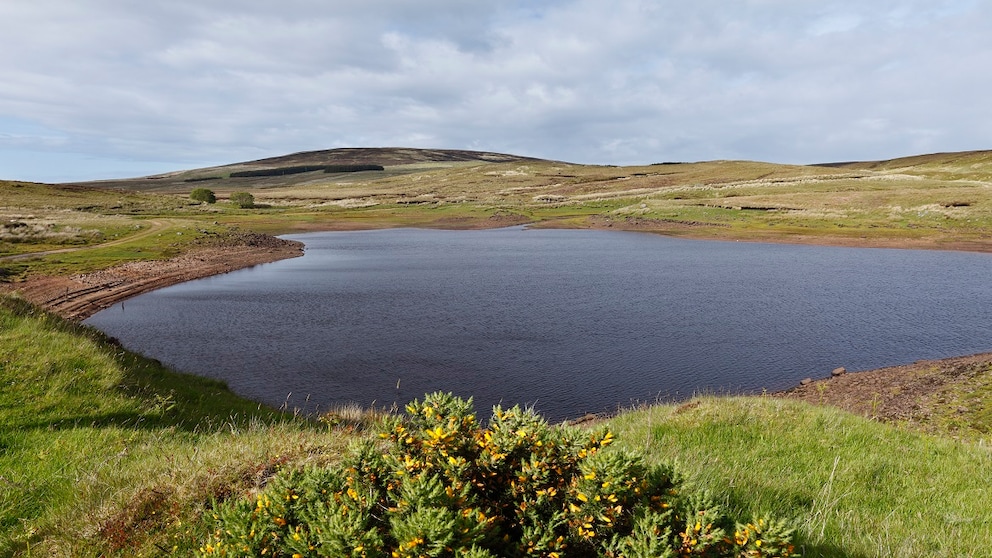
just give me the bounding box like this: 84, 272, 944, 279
199, 393, 795, 558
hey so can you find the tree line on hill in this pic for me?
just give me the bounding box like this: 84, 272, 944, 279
228, 164, 385, 178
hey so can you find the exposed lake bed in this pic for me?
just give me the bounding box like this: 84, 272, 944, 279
84, 227, 992, 422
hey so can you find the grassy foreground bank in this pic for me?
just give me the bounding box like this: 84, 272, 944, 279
0, 295, 360, 556
2, 294, 990, 557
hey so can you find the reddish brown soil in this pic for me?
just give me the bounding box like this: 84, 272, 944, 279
776, 353, 992, 427
3, 233, 303, 320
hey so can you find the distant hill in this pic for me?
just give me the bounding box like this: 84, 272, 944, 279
64, 148, 550, 192
816, 149, 992, 169
231, 147, 546, 167
59, 147, 992, 193
815, 150, 992, 182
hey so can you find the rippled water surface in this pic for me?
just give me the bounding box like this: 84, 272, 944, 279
85, 228, 992, 421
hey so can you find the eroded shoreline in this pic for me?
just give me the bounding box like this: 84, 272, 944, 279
776, 352, 992, 435
4, 232, 303, 321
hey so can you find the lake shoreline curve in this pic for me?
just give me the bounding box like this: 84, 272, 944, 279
4, 232, 303, 321
6, 226, 990, 428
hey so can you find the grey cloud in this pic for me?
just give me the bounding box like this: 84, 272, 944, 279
0, 0, 990, 181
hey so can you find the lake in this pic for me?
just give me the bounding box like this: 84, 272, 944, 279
84, 227, 992, 422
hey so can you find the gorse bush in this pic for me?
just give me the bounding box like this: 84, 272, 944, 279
190, 187, 217, 203
230, 192, 255, 208
200, 393, 797, 557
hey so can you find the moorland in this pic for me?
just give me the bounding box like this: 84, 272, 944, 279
1, 148, 991, 556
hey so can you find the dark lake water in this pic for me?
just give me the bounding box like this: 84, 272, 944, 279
85, 227, 992, 422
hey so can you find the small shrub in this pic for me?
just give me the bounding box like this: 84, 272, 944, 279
200, 393, 797, 557
230, 192, 255, 209
189, 188, 217, 204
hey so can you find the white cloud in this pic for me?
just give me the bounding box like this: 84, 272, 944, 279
809, 13, 862, 36
0, 0, 990, 181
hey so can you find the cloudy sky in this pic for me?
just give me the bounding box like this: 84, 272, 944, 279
1, 1, 990, 182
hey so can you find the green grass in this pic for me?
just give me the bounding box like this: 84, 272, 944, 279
0, 295, 361, 556
0, 222, 139, 257
607, 397, 992, 557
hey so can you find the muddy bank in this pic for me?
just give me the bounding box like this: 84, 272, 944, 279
565, 354, 992, 430
4, 233, 303, 321
776, 353, 992, 432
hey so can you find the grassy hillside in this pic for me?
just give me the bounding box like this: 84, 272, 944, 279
819, 150, 992, 181
0, 181, 215, 274
52, 149, 992, 244
5, 148, 992, 283
61, 148, 546, 193
2, 294, 990, 556
0, 294, 362, 556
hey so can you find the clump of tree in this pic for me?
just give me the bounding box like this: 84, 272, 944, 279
189, 188, 217, 204
229, 192, 255, 209
199, 392, 797, 558
228, 164, 384, 178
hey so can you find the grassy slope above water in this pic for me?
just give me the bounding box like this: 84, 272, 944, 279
0, 295, 357, 556
2, 294, 991, 557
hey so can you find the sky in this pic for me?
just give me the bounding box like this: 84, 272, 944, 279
1, 0, 991, 183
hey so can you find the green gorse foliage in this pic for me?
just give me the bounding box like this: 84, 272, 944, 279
200, 393, 797, 557
230, 192, 255, 208
190, 187, 217, 203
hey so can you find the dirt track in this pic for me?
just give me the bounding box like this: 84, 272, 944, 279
3, 233, 303, 321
